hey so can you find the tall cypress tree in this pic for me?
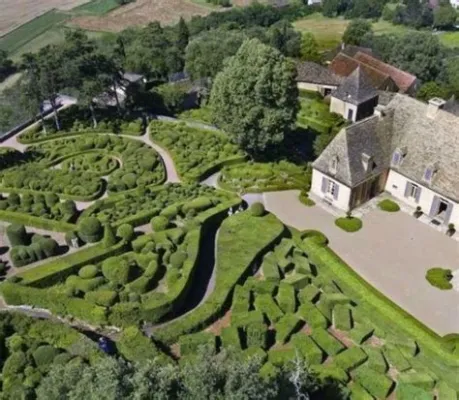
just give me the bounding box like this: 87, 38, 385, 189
177, 17, 190, 52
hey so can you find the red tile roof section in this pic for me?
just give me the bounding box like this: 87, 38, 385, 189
353, 51, 417, 93
328, 53, 392, 90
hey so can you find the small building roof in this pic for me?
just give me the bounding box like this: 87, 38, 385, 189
122, 72, 144, 83
331, 66, 378, 105
296, 61, 343, 86
324, 43, 374, 63
313, 94, 459, 202
328, 53, 393, 90
353, 52, 417, 93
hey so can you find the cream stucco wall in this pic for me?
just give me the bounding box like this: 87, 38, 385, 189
385, 170, 459, 226
311, 168, 352, 211
297, 82, 337, 95
330, 97, 358, 121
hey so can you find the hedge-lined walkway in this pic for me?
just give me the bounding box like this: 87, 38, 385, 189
264, 190, 459, 336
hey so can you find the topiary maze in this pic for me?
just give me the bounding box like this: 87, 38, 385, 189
0, 110, 459, 399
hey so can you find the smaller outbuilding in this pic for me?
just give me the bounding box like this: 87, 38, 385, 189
296, 61, 343, 96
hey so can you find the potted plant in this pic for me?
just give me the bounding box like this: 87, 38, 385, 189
447, 223, 456, 237
413, 206, 423, 218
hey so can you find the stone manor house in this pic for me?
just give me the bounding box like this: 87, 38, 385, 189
310, 93, 459, 228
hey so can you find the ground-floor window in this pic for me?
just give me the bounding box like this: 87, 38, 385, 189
408, 183, 419, 199
327, 180, 337, 197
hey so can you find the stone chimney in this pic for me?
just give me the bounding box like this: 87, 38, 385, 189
427, 97, 446, 119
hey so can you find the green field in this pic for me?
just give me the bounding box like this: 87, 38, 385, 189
292, 13, 459, 50
0, 0, 121, 58
0, 10, 69, 54
71, 0, 123, 16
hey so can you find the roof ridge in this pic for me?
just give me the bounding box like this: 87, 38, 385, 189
355, 51, 416, 80
335, 52, 391, 80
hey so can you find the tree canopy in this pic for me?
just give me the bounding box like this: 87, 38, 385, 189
209, 39, 298, 155
342, 19, 373, 46
300, 33, 321, 63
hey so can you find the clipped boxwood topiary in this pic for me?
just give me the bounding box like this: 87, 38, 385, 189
169, 251, 187, 269
77, 217, 103, 243
6, 224, 28, 246
32, 345, 60, 370
78, 264, 99, 279
151, 216, 169, 232
250, 202, 265, 217
335, 217, 362, 233
102, 224, 118, 248
426, 267, 453, 290
85, 290, 118, 307
102, 257, 133, 285
116, 224, 134, 242
378, 199, 400, 212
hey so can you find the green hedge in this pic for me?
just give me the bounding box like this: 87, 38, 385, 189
363, 345, 388, 373
231, 284, 251, 315
333, 304, 353, 331
311, 328, 345, 356
116, 326, 160, 363
220, 326, 241, 349
349, 323, 374, 344
426, 268, 453, 290
298, 285, 320, 304
0, 210, 76, 232
398, 372, 436, 391
254, 293, 284, 324
301, 239, 459, 366
275, 313, 303, 344
290, 333, 324, 365
261, 253, 281, 282
276, 282, 296, 314
231, 310, 264, 328
179, 332, 216, 356
15, 240, 128, 287
383, 345, 412, 372
244, 321, 268, 349
155, 212, 284, 344
333, 347, 368, 371
1, 282, 107, 326
297, 302, 329, 329
353, 366, 394, 399
283, 273, 310, 290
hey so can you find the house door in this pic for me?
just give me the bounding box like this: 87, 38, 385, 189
347, 109, 354, 121
429, 196, 453, 224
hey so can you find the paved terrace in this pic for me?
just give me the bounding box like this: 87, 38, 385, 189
264, 190, 459, 336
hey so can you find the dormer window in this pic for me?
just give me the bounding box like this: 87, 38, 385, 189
362, 153, 375, 172
330, 156, 339, 174
391, 147, 407, 167
423, 163, 438, 184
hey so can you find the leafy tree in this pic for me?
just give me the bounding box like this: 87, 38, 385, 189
389, 32, 445, 82
210, 39, 299, 155
433, 2, 457, 29
416, 81, 449, 102
0, 50, 14, 82
342, 19, 373, 46
345, 0, 386, 19
446, 57, 459, 98
322, 0, 340, 17
267, 20, 301, 57
177, 17, 190, 52
185, 29, 245, 80
300, 33, 321, 63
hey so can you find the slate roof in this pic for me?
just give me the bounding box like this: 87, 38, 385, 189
331, 66, 378, 105
328, 53, 394, 90
313, 94, 459, 201
296, 61, 343, 86
353, 52, 417, 93
324, 43, 374, 63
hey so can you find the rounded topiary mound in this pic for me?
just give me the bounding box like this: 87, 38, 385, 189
151, 216, 169, 232
102, 257, 133, 285
250, 202, 265, 217
301, 230, 328, 246
378, 199, 400, 212
32, 345, 60, 370
116, 223, 134, 242
335, 217, 362, 233
170, 251, 187, 269
77, 217, 103, 243
426, 268, 453, 290
78, 265, 98, 279
6, 223, 28, 246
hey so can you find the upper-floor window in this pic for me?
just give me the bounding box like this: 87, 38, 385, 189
330, 156, 339, 174
423, 163, 438, 184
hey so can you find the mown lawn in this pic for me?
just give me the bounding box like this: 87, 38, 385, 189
293, 13, 415, 50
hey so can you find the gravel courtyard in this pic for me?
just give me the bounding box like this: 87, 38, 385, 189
264, 190, 459, 336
